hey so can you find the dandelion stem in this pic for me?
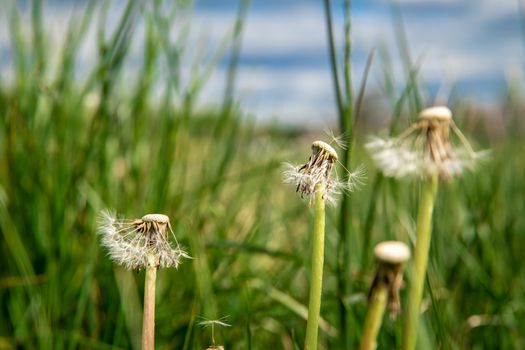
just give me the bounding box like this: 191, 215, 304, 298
305, 181, 326, 350
142, 263, 157, 350
402, 175, 438, 350
360, 285, 388, 350
211, 323, 216, 346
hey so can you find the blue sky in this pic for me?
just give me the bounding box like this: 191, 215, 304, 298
192, 0, 523, 124
0, 0, 523, 125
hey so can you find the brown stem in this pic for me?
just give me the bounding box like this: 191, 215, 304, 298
142, 264, 157, 350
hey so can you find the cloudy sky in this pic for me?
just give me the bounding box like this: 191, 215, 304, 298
1, 0, 523, 125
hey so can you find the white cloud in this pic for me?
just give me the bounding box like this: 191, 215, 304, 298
0, 0, 521, 125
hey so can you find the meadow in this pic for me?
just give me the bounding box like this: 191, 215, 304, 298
1, 1, 525, 349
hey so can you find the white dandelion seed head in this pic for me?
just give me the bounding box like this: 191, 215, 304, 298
97, 210, 189, 270
366, 106, 488, 180
283, 140, 364, 205
282, 140, 338, 202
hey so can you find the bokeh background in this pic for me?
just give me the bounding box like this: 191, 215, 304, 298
1, 0, 524, 349
2, 0, 523, 124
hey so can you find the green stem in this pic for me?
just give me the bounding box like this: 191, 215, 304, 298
402, 175, 438, 350
188, 224, 218, 319
142, 264, 157, 350
359, 286, 388, 350
360, 174, 384, 269
322, 0, 345, 124
211, 323, 216, 346
305, 182, 326, 350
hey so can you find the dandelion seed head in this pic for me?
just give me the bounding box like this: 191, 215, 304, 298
370, 240, 410, 320
366, 106, 487, 180
283, 140, 364, 205
282, 141, 338, 201
97, 210, 189, 270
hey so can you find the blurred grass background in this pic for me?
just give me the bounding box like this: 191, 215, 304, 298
1, 0, 525, 349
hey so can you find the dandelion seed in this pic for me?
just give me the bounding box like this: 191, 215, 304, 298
198, 316, 232, 329
97, 210, 189, 270
366, 106, 488, 180
198, 316, 231, 350
323, 127, 349, 150
283, 140, 364, 205
344, 164, 367, 192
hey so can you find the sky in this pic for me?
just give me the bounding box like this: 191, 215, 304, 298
0, 0, 523, 126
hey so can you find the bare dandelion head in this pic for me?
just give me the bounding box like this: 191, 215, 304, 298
366, 106, 488, 180
418, 106, 452, 121
312, 140, 338, 161
369, 241, 410, 320
283, 140, 364, 205
141, 213, 169, 223
97, 210, 189, 270
374, 241, 410, 265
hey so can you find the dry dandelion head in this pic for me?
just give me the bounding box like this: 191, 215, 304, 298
369, 241, 410, 320
283, 140, 365, 205
98, 210, 190, 270
374, 240, 410, 265
366, 106, 488, 180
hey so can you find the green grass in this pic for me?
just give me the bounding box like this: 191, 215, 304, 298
1, 1, 525, 349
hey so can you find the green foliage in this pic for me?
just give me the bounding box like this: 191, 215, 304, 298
1, 1, 525, 349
